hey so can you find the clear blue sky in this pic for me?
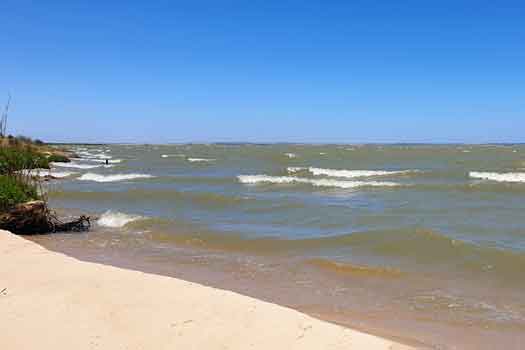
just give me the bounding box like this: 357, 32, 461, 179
1, 1, 524, 143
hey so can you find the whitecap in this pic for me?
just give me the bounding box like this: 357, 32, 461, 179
40, 170, 78, 178
78, 152, 113, 160
97, 210, 144, 228
307, 167, 414, 178
52, 162, 106, 169
286, 167, 307, 173
78, 173, 154, 182
161, 154, 185, 158
79, 158, 122, 164
187, 158, 215, 162
469, 172, 525, 183
237, 175, 399, 189
284, 153, 297, 158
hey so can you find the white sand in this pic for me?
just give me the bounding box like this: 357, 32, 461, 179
0, 230, 414, 350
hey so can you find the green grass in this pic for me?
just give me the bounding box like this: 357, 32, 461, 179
0, 145, 46, 212
0, 146, 49, 175
0, 175, 38, 212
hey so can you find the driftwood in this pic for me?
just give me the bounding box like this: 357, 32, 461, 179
49, 214, 91, 232
0, 200, 90, 234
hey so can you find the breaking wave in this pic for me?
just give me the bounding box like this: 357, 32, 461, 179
97, 210, 144, 228
188, 158, 215, 162
469, 172, 525, 183
237, 175, 399, 189
52, 162, 108, 169
161, 154, 185, 158
78, 173, 154, 182
287, 167, 416, 178
39, 170, 78, 178
76, 151, 112, 159
287, 167, 306, 173
86, 158, 122, 164
308, 167, 415, 178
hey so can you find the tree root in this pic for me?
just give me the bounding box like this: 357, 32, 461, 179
49, 214, 91, 233
0, 200, 90, 234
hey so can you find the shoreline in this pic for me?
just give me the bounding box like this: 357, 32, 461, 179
0, 229, 415, 350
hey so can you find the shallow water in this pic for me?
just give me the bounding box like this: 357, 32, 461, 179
33, 143, 525, 349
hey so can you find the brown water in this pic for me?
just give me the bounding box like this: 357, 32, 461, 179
29, 221, 524, 350
33, 143, 525, 349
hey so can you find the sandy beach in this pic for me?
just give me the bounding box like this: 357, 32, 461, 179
0, 230, 413, 350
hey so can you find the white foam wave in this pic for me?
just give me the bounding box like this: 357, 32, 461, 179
286, 167, 414, 178
469, 172, 525, 183
77, 151, 113, 160
40, 170, 78, 178
78, 173, 154, 182
308, 167, 413, 178
161, 154, 185, 158
284, 153, 297, 158
52, 162, 105, 169
287, 167, 307, 173
97, 210, 143, 228
76, 158, 122, 164
237, 175, 399, 189
187, 158, 215, 162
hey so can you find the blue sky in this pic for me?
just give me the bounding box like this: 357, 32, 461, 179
1, 1, 524, 143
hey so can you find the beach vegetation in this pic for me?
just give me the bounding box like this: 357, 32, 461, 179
0, 97, 89, 233
0, 175, 38, 212
0, 145, 46, 212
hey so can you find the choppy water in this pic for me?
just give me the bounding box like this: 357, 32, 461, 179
35, 143, 525, 349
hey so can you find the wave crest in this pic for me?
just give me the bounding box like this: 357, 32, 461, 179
307, 258, 402, 277
237, 175, 399, 189
469, 172, 525, 183
52, 162, 109, 169
78, 173, 154, 182
39, 170, 78, 178
187, 158, 215, 162
286, 167, 415, 178
97, 210, 144, 228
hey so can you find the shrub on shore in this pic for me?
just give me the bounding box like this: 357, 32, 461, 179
0, 175, 38, 212
0, 146, 50, 174
0, 98, 90, 233
0, 145, 47, 212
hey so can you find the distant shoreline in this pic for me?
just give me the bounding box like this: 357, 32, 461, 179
46, 141, 525, 146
